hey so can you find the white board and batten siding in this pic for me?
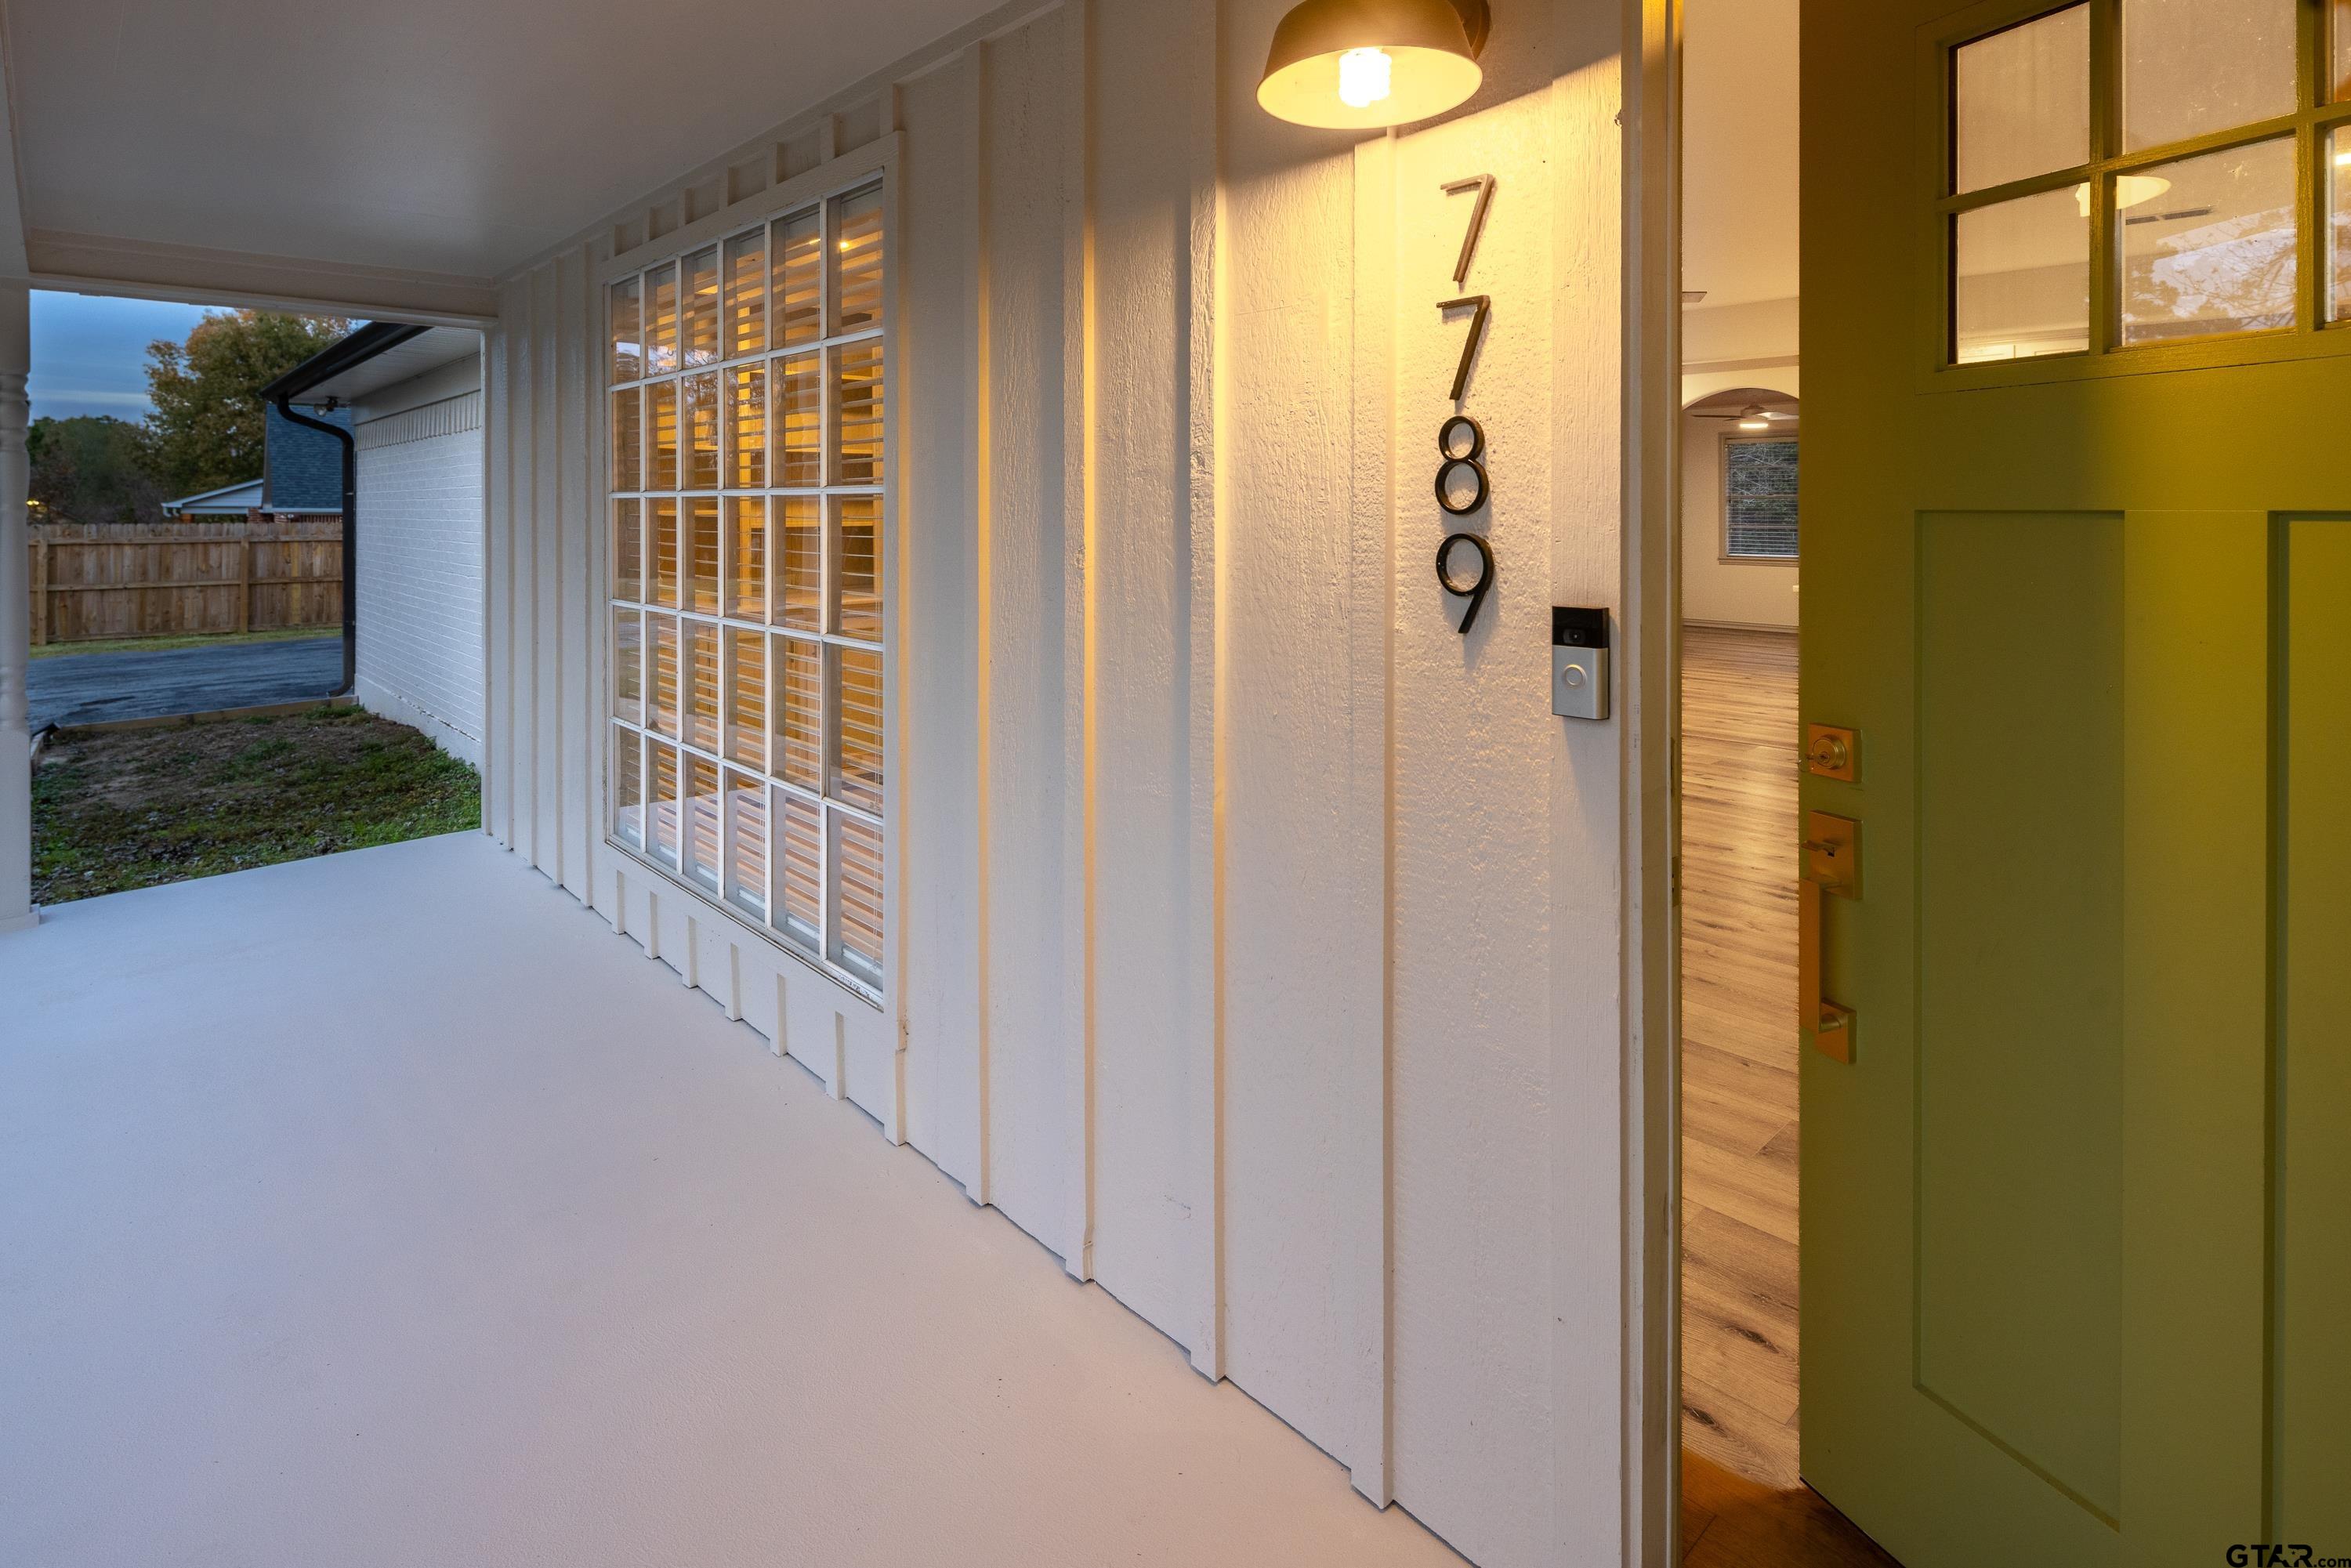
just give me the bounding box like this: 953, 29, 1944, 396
480, 3, 1630, 1564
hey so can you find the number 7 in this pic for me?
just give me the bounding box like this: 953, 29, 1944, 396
1439, 294, 1490, 404
1444, 174, 1497, 285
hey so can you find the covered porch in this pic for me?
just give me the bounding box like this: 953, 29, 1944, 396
0, 835, 1462, 1566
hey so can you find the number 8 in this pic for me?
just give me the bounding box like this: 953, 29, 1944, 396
1436, 415, 1488, 516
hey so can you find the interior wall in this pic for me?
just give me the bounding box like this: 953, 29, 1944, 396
1679, 404, 1800, 630
477, 4, 1629, 1564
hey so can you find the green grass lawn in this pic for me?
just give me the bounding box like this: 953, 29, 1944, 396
30, 625, 339, 661
31, 706, 481, 905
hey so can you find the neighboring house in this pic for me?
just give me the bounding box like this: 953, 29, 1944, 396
270, 324, 485, 764
158, 476, 263, 518
160, 408, 350, 522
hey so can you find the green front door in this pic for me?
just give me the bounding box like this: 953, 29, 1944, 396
1799, 2, 2351, 1564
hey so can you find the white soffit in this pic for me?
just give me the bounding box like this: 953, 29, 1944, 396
298, 327, 484, 404
1683, 0, 1799, 313
2, 0, 1000, 302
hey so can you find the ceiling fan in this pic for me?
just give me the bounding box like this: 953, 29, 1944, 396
1695, 402, 1797, 431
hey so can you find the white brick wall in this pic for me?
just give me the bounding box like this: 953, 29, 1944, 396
355, 383, 484, 766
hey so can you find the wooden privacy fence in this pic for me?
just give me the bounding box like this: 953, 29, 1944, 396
27, 516, 342, 646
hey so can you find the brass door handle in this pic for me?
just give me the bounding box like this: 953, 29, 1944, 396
1802, 811, 1860, 1063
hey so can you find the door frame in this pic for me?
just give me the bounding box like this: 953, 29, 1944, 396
1622, 0, 1683, 1563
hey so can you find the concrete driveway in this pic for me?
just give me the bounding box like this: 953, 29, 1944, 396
28, 636, 344, 730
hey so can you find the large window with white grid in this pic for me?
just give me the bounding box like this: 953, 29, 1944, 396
607, 181, 887, 998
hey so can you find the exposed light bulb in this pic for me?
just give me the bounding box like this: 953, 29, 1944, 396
1739, 418, 1770, 431
1337, 47, 1393, 109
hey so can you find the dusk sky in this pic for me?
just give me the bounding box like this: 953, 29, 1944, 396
29, 290, 214, 424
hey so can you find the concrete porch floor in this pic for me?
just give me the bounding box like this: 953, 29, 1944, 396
0, 835, 1463, 1568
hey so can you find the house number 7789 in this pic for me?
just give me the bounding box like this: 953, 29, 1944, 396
1436, 174, 1496, 634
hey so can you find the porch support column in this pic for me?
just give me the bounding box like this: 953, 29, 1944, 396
0, 282, 32, 932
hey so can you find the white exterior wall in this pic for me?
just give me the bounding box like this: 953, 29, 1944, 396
355, 356, 485, 764
476, 5, 1634, 1564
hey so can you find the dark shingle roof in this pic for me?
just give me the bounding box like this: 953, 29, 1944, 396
263, 403, 351, 512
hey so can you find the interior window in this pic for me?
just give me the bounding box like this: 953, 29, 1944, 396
1723, 436, 1800, 561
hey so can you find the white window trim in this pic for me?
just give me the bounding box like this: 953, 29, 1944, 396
596, 144, 900, 1011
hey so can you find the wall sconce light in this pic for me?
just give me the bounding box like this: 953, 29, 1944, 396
1257, 0, 1490, 130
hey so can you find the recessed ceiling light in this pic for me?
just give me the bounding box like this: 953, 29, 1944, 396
2076, 174, 2172, 218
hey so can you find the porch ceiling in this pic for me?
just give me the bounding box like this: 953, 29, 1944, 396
0, 0, 1000, 320
0, 836, 1461, 1566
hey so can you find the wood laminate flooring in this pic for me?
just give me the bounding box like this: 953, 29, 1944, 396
1677, 627, 1896, 1566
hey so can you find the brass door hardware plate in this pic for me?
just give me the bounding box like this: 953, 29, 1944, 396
1806, 724, 1860, 782
1802, 810, 1861, 1062
1804, 809, 1861, 897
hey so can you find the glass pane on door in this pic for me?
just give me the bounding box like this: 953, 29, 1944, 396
1954, 186, 2090, 362
2120, 138, 2298, 343
1954, 5, 2090, 194
2335, 125, 2351, 321
2123, 0, 2296, 150
2338, 0, 2351, 100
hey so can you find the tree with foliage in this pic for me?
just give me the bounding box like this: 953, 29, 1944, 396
142, 310, 349, 497
30, 415, 167, 526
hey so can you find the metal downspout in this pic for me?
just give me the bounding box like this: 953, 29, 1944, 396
273, 395, 358, 697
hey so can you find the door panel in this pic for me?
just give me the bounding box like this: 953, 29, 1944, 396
2282, 519, 2351, 1544
1916, 510, 2123, 1526
1801, 0, 2349, 1562
2114, 511, 2271, 1555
